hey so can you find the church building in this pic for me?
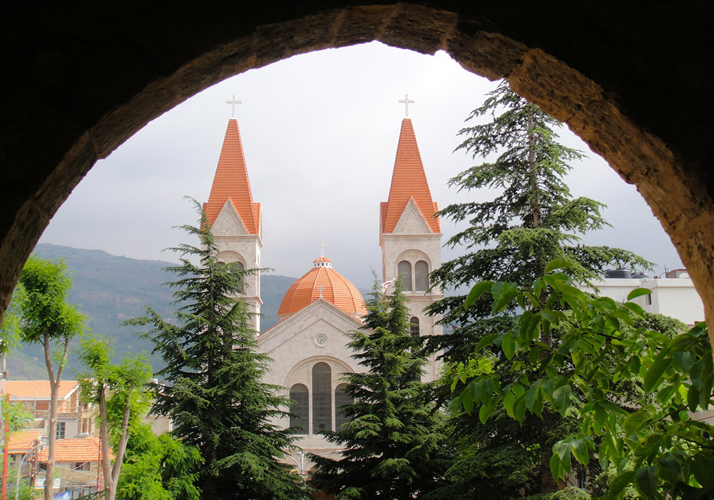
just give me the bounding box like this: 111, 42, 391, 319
203, 102, 443, 456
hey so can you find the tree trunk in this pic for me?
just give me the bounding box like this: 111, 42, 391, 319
43, 335, 55, 500
540, 410, 560, 493
98, 385, 114, 500
107, 390, 134, 500
527, 106, 541, 231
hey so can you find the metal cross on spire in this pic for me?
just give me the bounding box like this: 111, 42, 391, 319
317, 286, 325, 299
399, 94, 414, 117
226, 94, 242, 118
318, 242, 328, 257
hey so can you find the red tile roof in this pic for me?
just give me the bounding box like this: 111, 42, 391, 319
6, 430, 42, 454
278, 257, 367, 319
37, 437, 112, 462
204, 119, 260, 235
381, 119, 440, 234
5, 380, 78, 400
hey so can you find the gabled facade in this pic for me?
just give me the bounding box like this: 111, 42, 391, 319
258, 256, 367, 455
5, 380, 95, 440
380, 118, 443, 380
204, 118, 263, 332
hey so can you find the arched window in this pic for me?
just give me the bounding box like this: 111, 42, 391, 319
415, 261, 429, 291
335, 383, 352, 430
312, 363, 332, 433
410, 317, 420, 337
289, 384, 309, 434
398, 261, 412, 292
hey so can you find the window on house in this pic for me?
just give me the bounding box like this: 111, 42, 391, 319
312, 363, 332, 433
398, 261, 412, 292
82, 417, 92, 434
74, 462, 90, 471
335, 383, 352, 430
56, 422, 65, 440
35, 401, 49, 411
415, 261, 429, 291
289, 384, 309, 434
410, 317, 420, 337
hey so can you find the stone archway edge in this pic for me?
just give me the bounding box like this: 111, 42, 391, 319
1, 3, 711, 346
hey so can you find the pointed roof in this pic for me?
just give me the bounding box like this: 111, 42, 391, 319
381, 119, 440, 234
204, 119, 260, 235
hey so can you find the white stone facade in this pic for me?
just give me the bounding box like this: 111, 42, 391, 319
212, 199, 263, 332
258, 299, 365, 453
581, 276, 705, 326
381, 199, 444, 380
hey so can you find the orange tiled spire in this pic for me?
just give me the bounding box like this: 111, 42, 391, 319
381, 119, 440, 234
204, 119, 260, 235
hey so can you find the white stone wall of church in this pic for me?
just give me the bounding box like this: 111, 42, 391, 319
258, 302, 367, 453
381, 233, 442, 289
215, 235, 262, 331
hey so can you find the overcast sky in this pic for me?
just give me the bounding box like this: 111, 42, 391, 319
38, 42, 683, 290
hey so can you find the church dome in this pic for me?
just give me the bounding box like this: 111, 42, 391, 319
278, 256, 367, 320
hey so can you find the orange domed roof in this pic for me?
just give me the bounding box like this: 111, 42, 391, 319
278, 257, 367, 320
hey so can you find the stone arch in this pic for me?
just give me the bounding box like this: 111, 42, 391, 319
216, 251, 245, 267
2, 3, 712, 344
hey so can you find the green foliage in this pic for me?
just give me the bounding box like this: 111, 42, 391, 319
16, 254, 86, 500
522, 487, 591, 500
130, 199, 306, 500
13, 244, 300, 376
309, 281, 450, 499
429, 81, 651, 348
116, 422, 202, 500
0, 397, 32, 432
451, 268, 714, 499
427, 81, 653, 496
0, 285, 24, 357
18, 254, 84, 345
76, 335, 153, 447
0, 463, 35, 500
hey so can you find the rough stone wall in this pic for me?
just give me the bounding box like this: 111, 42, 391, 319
1, 1, 712, 340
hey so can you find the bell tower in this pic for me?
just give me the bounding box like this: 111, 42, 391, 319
204, 97, 262, 332
380, 102, 443, 379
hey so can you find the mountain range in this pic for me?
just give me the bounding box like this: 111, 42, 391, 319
6, 244, 300, 379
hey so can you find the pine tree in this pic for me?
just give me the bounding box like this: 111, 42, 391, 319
428, 81, 651, 496
129, 201, 306, 500
309, 281, 450, 499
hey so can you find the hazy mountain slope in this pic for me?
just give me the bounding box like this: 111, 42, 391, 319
7, 244, 296, 379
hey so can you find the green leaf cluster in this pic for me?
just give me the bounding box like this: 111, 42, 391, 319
130, 199, 306, 500
309, 280, 451, 499
18, 254, 84, 344
76, 334, 153, 448
452, 268, 714, 499
427, 81, 651, 496
116, 422, 203, 500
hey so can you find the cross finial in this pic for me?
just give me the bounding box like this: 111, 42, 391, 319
318, 242, 328, 257
399, 94, 414, 118
317, 286, 325, 299
226, 94, 242, 118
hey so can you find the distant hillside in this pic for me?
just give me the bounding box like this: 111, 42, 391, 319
7, 244, 296, 379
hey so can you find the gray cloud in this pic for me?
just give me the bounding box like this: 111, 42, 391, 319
39, 43, 683, 290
